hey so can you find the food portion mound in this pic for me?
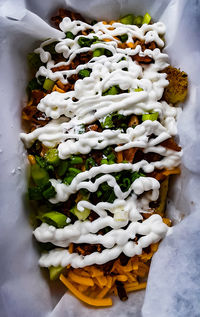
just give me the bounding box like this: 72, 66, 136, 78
20, 9, 187, 307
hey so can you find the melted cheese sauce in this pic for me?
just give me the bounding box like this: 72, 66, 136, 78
21, 17, 181, 268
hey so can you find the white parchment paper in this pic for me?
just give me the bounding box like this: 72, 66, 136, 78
0, 0, 200, 316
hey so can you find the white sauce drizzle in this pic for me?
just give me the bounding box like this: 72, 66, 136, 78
36, 214, 169, 268
20, 17, 181, 268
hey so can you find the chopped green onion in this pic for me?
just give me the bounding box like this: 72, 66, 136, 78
103, 146, 113, 156
38, 242, 55, 251
105, 49, 113, 57
31, 165, 49, 186
97, 190, 102, 197
57, 160, 69, 177
70, 205, 90, 221
27, 78, 42, 92
49, 266, 64, 280
142, 112, 159, 121
41, 211, 67, 228
77, 124, 85, 134
134, 88, 143, 92
43, 42, 58, 55
118, 34, 128, 43
91, 20, 98, 25
68, 167, 82, 175
101, 158, 108, 164
27, 53, 43, 70
42, 185, 56, 199
69, 156, 83, 165
142, 13, 151, 24
133, 16, 143, 26
45, 149, 60, 166
93, 48, 104, 57
107, 191, 116, 203
101, 183, 110, 191
78, 37, 93, 47
121, 123, 128, 131
63, 176, 74, 185
35, 156, 46, 168
38, 76, 46, 85
108, 160, 115, 164
28, 187, 43, 200
65, 31, 75, 39
79, 188, 90, 197
78, 69, 91, 79
104, 226, 112, 233
102, 85, 120, 96
63, 167, 81, 184
122, 178, 131, 188
107, 153, 115, 161
131, 171, 145, 182
46, 165, 54, 172
85, 157, 96, 170
120, 14, 134, 25
100, 115, 114, 128
43, 78, 55, 91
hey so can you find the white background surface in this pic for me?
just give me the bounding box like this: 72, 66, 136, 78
0, 0, 200, 316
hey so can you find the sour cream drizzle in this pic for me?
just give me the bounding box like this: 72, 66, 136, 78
21, 17, 181, 268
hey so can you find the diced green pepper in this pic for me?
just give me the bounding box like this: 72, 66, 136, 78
41, 211, 67, 228
31, 165, 49, 186
45, 149, 60, 166
49, 266, 64, 280
78, 69, 91, 79
142, 112, 159, 121
65, 31, 75, 39
133, 15, 143, 26
120, 14, 134, 25
142, 13, 151, 24
93, 48, 104, 57
70, 205, 90, 221
43, 78, 55, 91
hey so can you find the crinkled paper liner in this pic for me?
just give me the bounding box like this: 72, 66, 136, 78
0, 0, 200, 316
